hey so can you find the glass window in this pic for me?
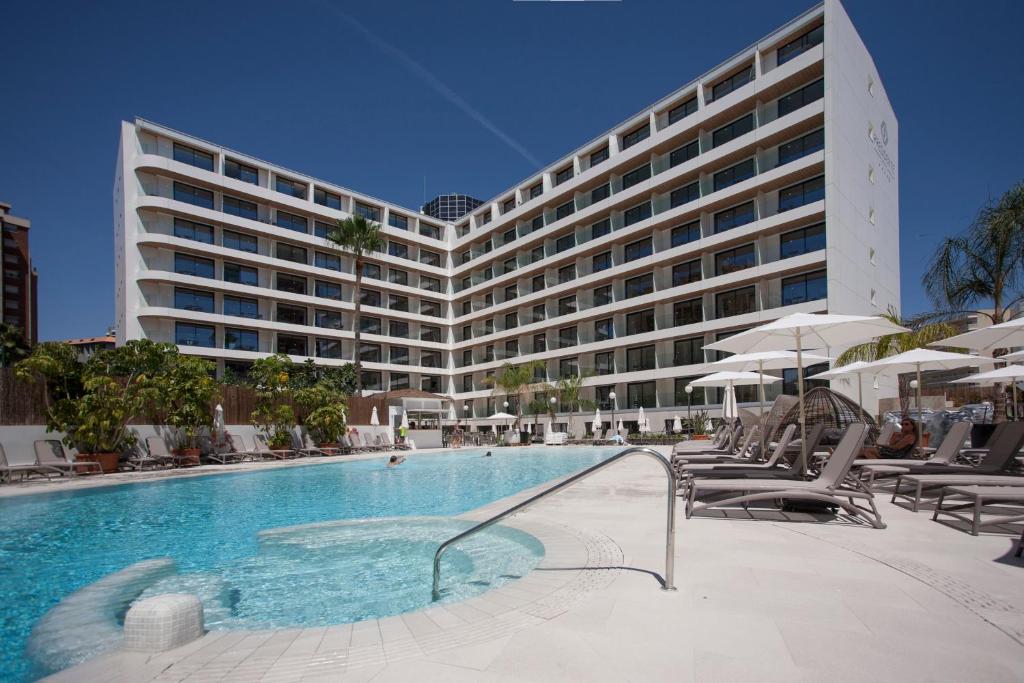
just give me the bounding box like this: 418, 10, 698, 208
622, 164, 651, 190
623, 202, 651, 227
173, 143, 214, 171
555, 200, 575, 220
530, 216, 545, 233
670, 182, 700, 208
668, 96, 698, 124
363, 263, 382, 280
223, 195, 258, 219
421, 276, 440, 292
671, 221, 701, 247
479, 210, 492, 225
420, 299, 442, 317
175, 322, 215, 348
621, 123, 650, 149
276, 273, 307, 295
389, 294, 409, 312
558, 264, 576, 284
275, 211, 307, 233
674, 337, 703, 366
558, 326, 577, 348
224, 262, 258, 286
421, 326, 441, 342
276, 303, 307, 326
389, 373, 410, 390
390, 346, 410, 365
225, 158, 258, 184
484, 345, 494, 362
389, 320, 409, 338
674, 298, 703, 326
675, 378, 706, 405
782, 270, 827, 305
360, 317, 382, 335
624, 273, 653, 298
174, 287, 214, 313
314, 187, 341, 209
591, 219, 611, 240
533, 333, 547, 353
174, 253, 215, 278
315, 280, 342, 300
779, 175, 825, 212
669, 139, 700, 168
388, 212, 408, 230
626, 381, 656, 408
420, 222, 441, 240
314, 220, 333, 238
462, 349, 473, 367
533, 304, 546, 322
502, 198, 516, 214
626, 345, 655, 371
715, 244, 757, 275
625, 309, 655, 335
555, 166, 574, 186
224, 328, 258, 352
531, 246, 545, 264
174, 218, 214, 244
710, 64, 754, 101
593, 251, 612, 272
555, 233, 575, 253
529, 182, 543, 199
532, 276, 546, 294
462, 375, 474, 392
712, 113, 755, 148
777, 128, 825, 166
504, 284, 517, 301
672, 259, 703, 286
778, 25, 824, 66
590, 183, 610, 204
595, 318, 614, 341
224, 295, 259, 319
315, 251, 341, 271
559, 357, 579, 379
593, 284, 612, 306
777, 78, 824, 117
388, 242, 408, 259
504, 339, 519, 358
275, 176, 306, 199
173, 182, 214, 209
714, 201, 756, 233
421, 351, 442, 368
315, 309, 342, 329
360, 289, 382, 307
223, 229, 257, 253
422, 375, 441, 393
276, 242, 307, 264
780, 222, 826, 258
278, 334, 308, 356
420, 249, 441, 267
503, 228, 517, 245
505, 312, 518, 329
316, 338, 343, 359
713, 158, 756, 191
590, 146, 609, 166
354, 202, 381, 222
361, 371, 383, 391
595, 351, 614, 375
558, 295, 577, 315
595, 385, 615, 409
716, 285, 757, 317
624, 237, 652, 262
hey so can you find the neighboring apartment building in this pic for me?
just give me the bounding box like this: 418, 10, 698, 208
114, 0, 900, 431
1, 202, 38, 345
422, 194, 484, 222
62, 335, 117, 361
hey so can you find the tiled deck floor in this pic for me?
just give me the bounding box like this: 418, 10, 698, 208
48, 445, 1024, 682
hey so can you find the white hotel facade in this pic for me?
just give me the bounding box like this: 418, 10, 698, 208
114, 0, 899, 432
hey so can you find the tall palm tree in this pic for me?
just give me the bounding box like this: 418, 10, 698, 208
325, 215, 385, 395
836, 308, 958, 414
484, 360, 545, 431
923, 181, 1024, 418
554, 372, 597, 414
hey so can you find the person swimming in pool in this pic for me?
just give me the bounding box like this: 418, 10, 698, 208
484, 450, 492, 457
387, 455, 405, 467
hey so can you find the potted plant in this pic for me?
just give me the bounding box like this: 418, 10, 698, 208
163, 356, 218, 466
297, 383, 348, 446
688, 411, 711, 440
249, 354, 298, 450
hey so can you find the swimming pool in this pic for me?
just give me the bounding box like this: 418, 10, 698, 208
0, 447, 617, 681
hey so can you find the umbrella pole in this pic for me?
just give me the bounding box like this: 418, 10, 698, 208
1014, 378, 1019, 422
797, 332, 807, 474
857, 374, 865, 423
758, 360, 766, 461
916, 364, 923, 445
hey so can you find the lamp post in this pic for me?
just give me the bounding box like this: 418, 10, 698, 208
685, 384, 693, 436
609, 391, 617, 435
909, 378, 921, 444
503, 400, 510, 437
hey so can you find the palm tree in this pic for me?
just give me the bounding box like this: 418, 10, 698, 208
324, 215, 385, 395
484, 360, 545, 431
554, 372, 597, 414
836, 307, 958, 414
923, 181, 1024, 418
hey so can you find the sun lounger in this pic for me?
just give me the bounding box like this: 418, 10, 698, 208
34, 440, 103, 476
672, 425, 759, 465
678, 423, 827, 487
679, 425, 797, 476
252, 434, 297, 459
872, 421, 897, 446
145, 436, 200, 467
855, 421, 971, 469
687, 423, 885, 528
0, 442, 64, 483
931, 485, 1024, 535
290, 432, 328, 457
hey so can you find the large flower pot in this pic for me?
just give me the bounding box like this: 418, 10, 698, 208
691, 434, 711, 441
77, 452, 120, 473
175, 448, 201, 467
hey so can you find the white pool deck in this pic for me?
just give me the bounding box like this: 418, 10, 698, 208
41, 443, 1024, 682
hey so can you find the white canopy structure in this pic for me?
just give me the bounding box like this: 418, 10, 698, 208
933, 318, 1024, 352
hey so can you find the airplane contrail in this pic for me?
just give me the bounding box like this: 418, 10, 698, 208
317, 1, 542, 169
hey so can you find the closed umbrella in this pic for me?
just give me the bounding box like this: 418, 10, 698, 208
637, 407, 648, 433
722, 384, 738, 420
952, 364, 1024, 421
672, 415, 683, 434
593, 408, 602, 435
370, 405, 380, 442
213, 404, 225, 447
616, 419, 624, 434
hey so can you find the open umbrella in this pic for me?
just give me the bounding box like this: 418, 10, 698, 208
705, 313, 909, 470
690, 371, 779, 430
672, 415, 682, 434
952, 364, 1024, 421
1001, 350, 1024, 363
932, 318, 1024, 352
809, 361, 876, 422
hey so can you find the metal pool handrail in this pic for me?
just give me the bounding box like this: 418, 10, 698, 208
431, 447, 677, 600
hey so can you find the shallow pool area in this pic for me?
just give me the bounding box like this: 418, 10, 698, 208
0, 447, 617, 681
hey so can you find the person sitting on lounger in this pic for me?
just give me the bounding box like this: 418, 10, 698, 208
388, 454, 406, 467
861, 419, 917, 459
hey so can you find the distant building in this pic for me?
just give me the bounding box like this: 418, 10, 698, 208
62, 336, 116, 361
421, 194, 483, 222
1, 202, 38, 344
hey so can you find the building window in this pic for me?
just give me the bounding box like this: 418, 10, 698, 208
502, 198, 516, 214
780, 222, 826, 258
421, 326, 441, 342
621, 123, 650, 149
224, 262, 258, 286
174, 287, 214, 313
388, 212, 408, 230
777, 78, 824, 117
505, 312, 518, 329
672, 259, 703, 286
626, 345, 655, 371
555, 233, 576, 253
359, 288, 382, 307
421, 276, 440, 292
558, 295, 577, 316
223, 229, 257, 253
777, 25, 824, 66
593, 251, 612, 273
529, 183, 544, 200
782, 362, 830, 396
354, 202, 381, 222
224, 328, 258, 352
462, 349, 473, 367
625, 309, 655, 335
716, 285, 757, 318
174, 253, 215, 278
275, 176, 306, 199
555, 200, 575, 220
505, 284, 518, 301
533, 333, 546, 353
462, 375, 473, 392
590, 183, 611, 204
503, 228, 517, 246
315, 309, 342, 329
674, 337, 703, 366
668, 96, 698, 124
174, 218, 214, 244
484, 345, 494, 362
715, 244, 757, 275
390, 373, 410, 390
595, 352, 614, 376
593, 284, 612, 307
558, 265, 576, 284
674, 298, 703, 326
389, 320, 409, 338
422, 375, 441, 393
175, 322, 215, 348
314, 187, 341, 209
624, 202, 652, 227
559, 357, 579, 378
671, 221, 701, 247
361, 371, 382, 391
710, 64, 754, 101
782, 270, 827, 305
713, 158, 756, 192
421, 351, 442, 368
590, 146, 609, 166
362, 263, 382, 280
388, 242, 408, 259
224, 295, 259, 319
276, 242, 307, 264
173, 143, 214, 171
276, 303, 307, 326
559, 327, 577, 348
595, 318, 614, 342
624, 238, 653, 262
531, 246, 545, 264
360, 317, 382, 335
714, 201, 756, 233
591, 219, 611, 239
223, 195, 258, 220
626, 381, 656, 408
316, 338, 343, 359
275, 211, 308, 233
173, 182, 214, 209
420, 299, 443, 317
315, 252, 341, 271
390, 346, 410, 365
225, 158, 258, 184
315, 280, 342, 300
420, 223, 441, 240
420, 249, 441, 267
389, 294, 409, 312
669, 140, 700, 168
276, 273, 307, 295
779, 175, 825, 212
712, 113, 754, 148
624, 273, 654, 298
533, 304, 546, 322
314, 220, 333, 239
596, 385, 615, 410
479, 209, 492, 225
675, 378, 706, 405
778, 129, 825, 166
670, 182, 700, 208
555, 166, 574, 186
622, 164, 651, 190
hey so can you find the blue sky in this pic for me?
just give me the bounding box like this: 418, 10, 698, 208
1, 0, 1022, 341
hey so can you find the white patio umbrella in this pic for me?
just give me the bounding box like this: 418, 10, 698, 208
481, 411, 517, 435
809, 361, 876, 422
690, 370, 780, 426
592, 408, 602, 435
1001, 350, 1024, 363
672, 415, 683, 434
951, 364, 1024, 421
932, 318, 1024, 352
637, 406, 648, 433
705, 313, 909, 470
400, 411, 410, 429
447, 404, 457, 422
213, 404, 225, 446
616, 419, 624, 434
721, 384, 739, 420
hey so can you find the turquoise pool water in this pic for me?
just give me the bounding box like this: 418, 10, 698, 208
0, 447, 617, 681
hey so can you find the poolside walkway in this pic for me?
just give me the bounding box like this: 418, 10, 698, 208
49, 444, 1024, 682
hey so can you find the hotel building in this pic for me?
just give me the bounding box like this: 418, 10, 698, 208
1, 201, 38, 345
114, 0, 899, 432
